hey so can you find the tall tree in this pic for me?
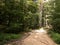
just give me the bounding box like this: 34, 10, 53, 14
51, 0, 60, 33
0, 0, 39, 33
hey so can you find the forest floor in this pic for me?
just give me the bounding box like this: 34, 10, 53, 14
5, 28, 57, 45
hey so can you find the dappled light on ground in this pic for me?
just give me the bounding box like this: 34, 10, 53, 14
35, 28, 47, 34
22, 28, 56, 45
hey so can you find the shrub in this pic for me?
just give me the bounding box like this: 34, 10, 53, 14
51, 18, 60, 33
48, 30, 60, 44
0, 33, 22, 45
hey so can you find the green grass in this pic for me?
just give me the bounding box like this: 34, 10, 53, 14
48, 30, 60, 45
0, 33, 23, 45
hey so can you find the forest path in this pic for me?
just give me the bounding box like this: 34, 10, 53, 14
5, 28, 57, 45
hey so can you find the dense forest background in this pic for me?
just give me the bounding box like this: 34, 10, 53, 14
0, 0, 60, 45
0, 0, 39, 33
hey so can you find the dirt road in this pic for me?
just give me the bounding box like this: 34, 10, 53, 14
5, 28, 57, 45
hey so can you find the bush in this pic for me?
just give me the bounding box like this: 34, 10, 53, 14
0, 0, 40, 33
48, 30, 60, 44
0, 33, 22, 45
51, 18, 60, 33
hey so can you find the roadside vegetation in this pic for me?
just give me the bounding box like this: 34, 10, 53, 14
0, 33, 23, 45
0, 0, 39, 45
48, 30, 60, 45
48, 0, 60, 45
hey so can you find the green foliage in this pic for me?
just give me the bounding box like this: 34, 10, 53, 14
0, 33, 22, 45
51, 19, 60, 33
48, 30, 60, 44
51, 0, 60, 33
0, 33, 21, 41
0, 0, 39, 33
47, 0, 60, 45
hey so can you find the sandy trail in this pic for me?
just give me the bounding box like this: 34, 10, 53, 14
5, 28, 57, 45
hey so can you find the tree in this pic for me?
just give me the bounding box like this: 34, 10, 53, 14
0, 0, 39, 33
51, 0, 60, 33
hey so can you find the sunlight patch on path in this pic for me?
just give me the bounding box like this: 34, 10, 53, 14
35, 28, 47, 34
